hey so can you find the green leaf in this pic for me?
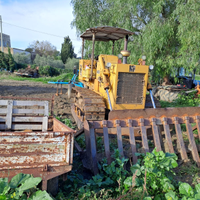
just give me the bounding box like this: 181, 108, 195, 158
0, 178, 9, 195
194, 193, 200, 199
0, 195, 6, 200
16, 177, 42, 196
179, 183, 194, 197
29, 190, 53, 200
9, 173, 31, 188
163, 182, 175, 192
165, 191, 178, 200
143, 197, 152, 200
195, 184, 200, 194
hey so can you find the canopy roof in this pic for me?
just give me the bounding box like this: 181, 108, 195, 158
80, 26, 134, 42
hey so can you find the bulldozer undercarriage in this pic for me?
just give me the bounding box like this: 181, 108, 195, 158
72, 87, 200, 174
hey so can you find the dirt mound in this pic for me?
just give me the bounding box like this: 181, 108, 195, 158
0, 80, 75, 123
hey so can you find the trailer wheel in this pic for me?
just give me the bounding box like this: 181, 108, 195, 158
157, 89, 180, 102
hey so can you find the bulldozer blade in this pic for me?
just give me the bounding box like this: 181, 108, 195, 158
82, 107, 200, 174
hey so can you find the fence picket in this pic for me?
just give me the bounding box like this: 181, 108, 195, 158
115, 120, 124, 157
185, 117, 200, 167
102, 121, 111, 164
139, 118, 149, 153
127, 119, 137, 164
162, 118, 174, 154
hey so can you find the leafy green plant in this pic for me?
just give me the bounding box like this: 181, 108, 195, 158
0, 173, 52, 200
56, 116, 76, 129
160, 92, 200, 108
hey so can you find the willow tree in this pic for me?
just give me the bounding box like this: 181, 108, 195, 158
71, 0, 200, 81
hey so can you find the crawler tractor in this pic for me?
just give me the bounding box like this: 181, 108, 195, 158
71, 27, 200, 174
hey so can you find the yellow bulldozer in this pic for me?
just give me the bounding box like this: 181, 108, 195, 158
71, 26, 200, 174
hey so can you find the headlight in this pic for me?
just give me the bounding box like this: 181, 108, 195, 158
106, 62, 112, 68
142, 55, 146, 60
118, 54, 123, 59
149, 65, 154, 70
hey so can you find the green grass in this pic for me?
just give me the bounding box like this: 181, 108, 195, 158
0, 72, 73, 84
195, 75, 200, 80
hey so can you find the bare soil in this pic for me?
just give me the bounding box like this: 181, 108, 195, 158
0, 79, 75, 123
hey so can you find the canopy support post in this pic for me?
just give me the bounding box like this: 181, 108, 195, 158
90, 33, 95, 80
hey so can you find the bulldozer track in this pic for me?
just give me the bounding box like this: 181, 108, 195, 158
73, 87, 105, 121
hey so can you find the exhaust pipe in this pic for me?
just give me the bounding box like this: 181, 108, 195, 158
121, 35, 130, 64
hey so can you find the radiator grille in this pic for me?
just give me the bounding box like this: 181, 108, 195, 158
116, 73, 145, 104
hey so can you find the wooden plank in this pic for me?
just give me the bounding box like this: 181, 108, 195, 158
12, 117, 43, 122
0, 117, 6, 122
13, 101, 46, 106
13, 109, 44, 115
42, 116, 48, 131
0, 100, 8, 106
6, 100, 13, 130
44, 101, 49, 116
102, 121, 111, 164
0, 124, 5, 130
162, 118, 174, 154
139, 118, 149, 153
0, 109, 7, 114
11, 124, 42, 130
195, 116, 200, 141
115, 120, 124, 157
90, 126, 99, 175
127, 119, 137, 164
174, 117, 188, 161
151, 118, 162, 152
185, 116, 200, 167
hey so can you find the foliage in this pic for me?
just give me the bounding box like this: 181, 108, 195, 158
8, 47, 16, 72
55, 116, 76, 129
0, 71, 73, 84
34, 54, 64, 69
56, 148, 200, 199
27, 40, 59, 57
71, 0, 200, 80
39, 65, 60, 77
160, 91, 200, 108
0, 173, 52, 200
61, 36, 74, 64
0, 50, 16, 72
13, 53, 31, 65
64, 57, 79, 72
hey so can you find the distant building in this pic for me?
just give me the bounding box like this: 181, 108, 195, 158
4, 47, 30, 56
0, 33, 11, 48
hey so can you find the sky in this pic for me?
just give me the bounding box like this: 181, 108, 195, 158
0, 0, 82, 56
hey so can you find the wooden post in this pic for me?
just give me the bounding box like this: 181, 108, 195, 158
81, 38, 84, 59
6, 100, 13, 130
90, 32, 95, 79
68, 84, 72, 99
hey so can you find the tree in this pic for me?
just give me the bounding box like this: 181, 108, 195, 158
27, 40, 58, 57
71, 0, 200, 82
61, 36, 74, 64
